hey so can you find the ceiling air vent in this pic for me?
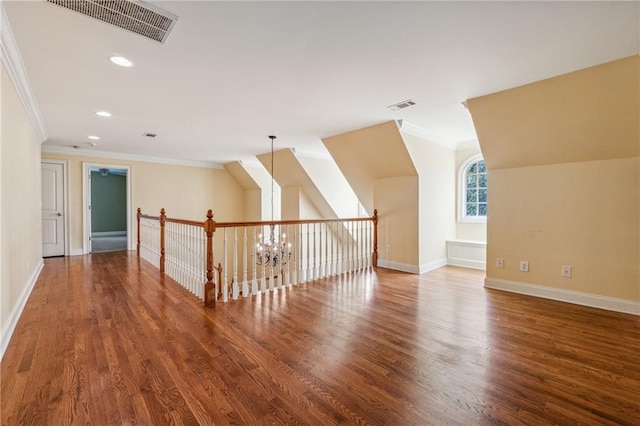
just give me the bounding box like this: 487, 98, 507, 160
388, 99, 417, 111
47, 0, 178, 44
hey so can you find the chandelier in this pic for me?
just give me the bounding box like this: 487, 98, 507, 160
255, 136, 291, 267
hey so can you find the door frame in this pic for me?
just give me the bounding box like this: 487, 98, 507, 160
82, 162, 133, 254
42, 159, 70, 256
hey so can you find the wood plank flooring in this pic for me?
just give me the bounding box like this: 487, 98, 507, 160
2, 251, 639, 425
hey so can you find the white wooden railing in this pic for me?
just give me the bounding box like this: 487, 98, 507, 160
137, 208, 378, 307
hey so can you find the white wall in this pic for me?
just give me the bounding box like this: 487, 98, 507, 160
403, 133, 457, 270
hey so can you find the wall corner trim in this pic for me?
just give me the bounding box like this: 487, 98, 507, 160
0, 4, 48, 142
419, 258, 448, 274
0, 259, 44, 361
484, 277, 640, 316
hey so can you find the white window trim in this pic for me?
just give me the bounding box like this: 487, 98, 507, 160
458, 154, 487, 223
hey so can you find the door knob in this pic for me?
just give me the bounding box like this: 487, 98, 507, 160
57, 213, 63, 216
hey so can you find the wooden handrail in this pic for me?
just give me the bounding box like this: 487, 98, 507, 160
214, 216, 375, 228
139, 214, 204, 228
137, 207, 379, 306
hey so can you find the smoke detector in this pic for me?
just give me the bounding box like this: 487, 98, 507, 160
46, 0, 178, 44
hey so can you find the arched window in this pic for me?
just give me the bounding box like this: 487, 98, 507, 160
459, 155, 487, 222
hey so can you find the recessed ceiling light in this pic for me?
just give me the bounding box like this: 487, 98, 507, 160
109, 56, 133, 67
88, 135, 100, 140
95, 111, 112, 117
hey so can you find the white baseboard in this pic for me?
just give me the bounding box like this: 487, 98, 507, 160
92, 231, 126, 237
485, 278, 640, 316
419, 257, 447, 274
448, 258, 486, 270
1, 259, 44, 360
70, 248, 85, 256
377, 259, 420, 274
377, 257, 447, 274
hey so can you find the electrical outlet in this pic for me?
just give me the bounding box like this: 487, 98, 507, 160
561, 265, 572, 278
386, 244, 392, 253
520, 261, 529, 272
496, 258, 504, 269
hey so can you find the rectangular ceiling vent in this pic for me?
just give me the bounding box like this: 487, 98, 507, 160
47, 0, 178, 44
388, 99, 416, 111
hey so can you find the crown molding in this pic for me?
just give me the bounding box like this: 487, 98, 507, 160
41, 144, 225, 169
0, 4, 48, 142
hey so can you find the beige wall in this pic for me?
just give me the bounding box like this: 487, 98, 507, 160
488, 159, 639, 300
41, 152, 245, 252
455, 148, 487, 242
469, 56, 639, 302
1, 63, 43, 338
224, 161, 266, 222
281, 186, 301, 220
244, 189, 262, 222
374, 176, 420, 266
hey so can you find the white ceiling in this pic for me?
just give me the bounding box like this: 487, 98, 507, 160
4, 1, 639, 166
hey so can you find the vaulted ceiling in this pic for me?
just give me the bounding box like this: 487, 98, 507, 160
3, 1, 638, 166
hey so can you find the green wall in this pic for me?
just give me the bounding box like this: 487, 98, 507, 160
90, 172, 127, 233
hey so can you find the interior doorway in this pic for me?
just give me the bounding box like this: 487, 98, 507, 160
82, 162, 132, 254
41, 159, 69, 257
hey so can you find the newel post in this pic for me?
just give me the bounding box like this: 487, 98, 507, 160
136, 208, 141, 256
372, 209, 378, 267
204, 209, 217, 307
160, 208, 166, 276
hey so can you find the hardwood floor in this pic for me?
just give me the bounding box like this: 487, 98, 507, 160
2, 252, 639, 425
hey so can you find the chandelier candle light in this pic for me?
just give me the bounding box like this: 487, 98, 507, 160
255, 135, 292, 267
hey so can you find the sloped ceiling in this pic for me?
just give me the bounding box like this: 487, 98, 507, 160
468, 57, 639, 170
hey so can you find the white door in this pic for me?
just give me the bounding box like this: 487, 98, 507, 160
42, 162, 65, 257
